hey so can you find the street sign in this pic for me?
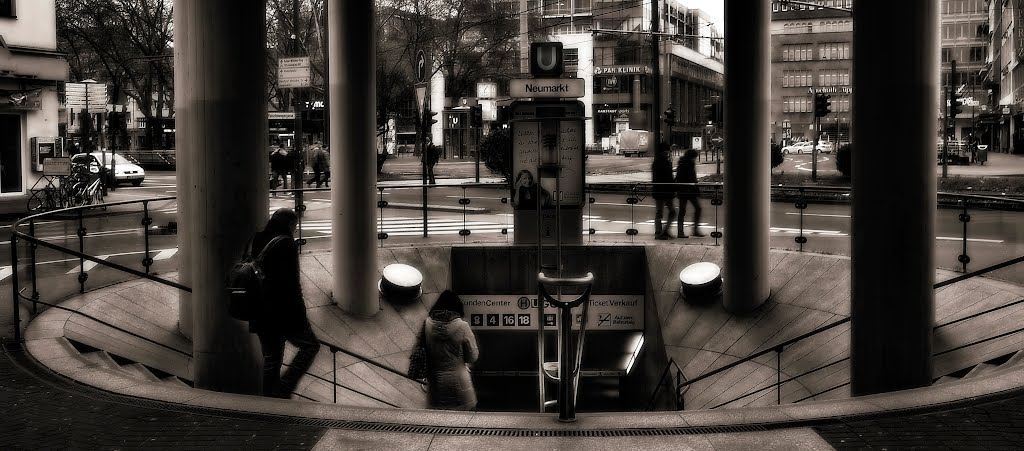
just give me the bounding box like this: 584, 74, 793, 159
510, 78, 585, 98
530, 42, 563, 77
415, 50, 427, 83
268, 112, 296, 120
415, 82, 427, 114
278, 57, 311, 88
42, 157, 72, 176
710, 132, 724, 146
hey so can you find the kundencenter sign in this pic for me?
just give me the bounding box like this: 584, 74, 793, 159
510, 78, 585, 98
461, 295, 644, 331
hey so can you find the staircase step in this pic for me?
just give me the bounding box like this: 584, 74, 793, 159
1002, 350, 1024, 368
934, 376, 960, 385
80, 351, 120, 370
161, 376, 191, 388
964, 362, 999, 379
121, 363, 161, 382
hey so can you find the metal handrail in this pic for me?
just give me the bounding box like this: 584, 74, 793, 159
646, 358, 688, 411
709, 357, 850, 409
659, 254, 1023, 411
8, 196, 422, 407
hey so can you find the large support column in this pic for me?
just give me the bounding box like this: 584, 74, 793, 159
175, 0, 268, 394
328, 1, 378, 317
850, 1, 936, 395
722, 0, 770, 313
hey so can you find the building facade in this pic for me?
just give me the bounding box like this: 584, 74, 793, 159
0, 0, 68, 214
770, 0, 854, 147
983, 0, 1024, 154
942, 0, 991, 147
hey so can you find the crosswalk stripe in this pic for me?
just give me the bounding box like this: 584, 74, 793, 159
66, 256, 109, 274
0, 266, 10, 282
153, 248, 178, 261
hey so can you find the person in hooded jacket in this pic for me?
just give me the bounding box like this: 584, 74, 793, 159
420, 290, 479, 410
250, 208, 320, 398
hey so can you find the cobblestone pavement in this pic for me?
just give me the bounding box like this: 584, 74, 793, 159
815, 394, 1024, 449
0, 345, 326, 450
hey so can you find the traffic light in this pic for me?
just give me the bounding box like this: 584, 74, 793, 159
663, 107, 675, 126
496, 105, 510, 125
703, 104, 714, 124
424, 110, 438, 127
471, 105, 483, 128
951, 94, 964, 117
814, 93, 832, 117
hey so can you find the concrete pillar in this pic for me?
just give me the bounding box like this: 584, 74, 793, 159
722, 0, 770, 313
328, 0, 378, 317
850, 1, 936, 395
174, 0, 268, 394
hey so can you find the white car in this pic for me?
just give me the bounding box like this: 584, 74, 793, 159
781, 141, 813, 154
817, 141, 835, 153
72, 152, 146, 186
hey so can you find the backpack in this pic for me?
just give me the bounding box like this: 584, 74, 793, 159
226, 235, 287, 321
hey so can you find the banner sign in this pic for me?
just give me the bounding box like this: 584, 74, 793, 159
462, 295, 644, 331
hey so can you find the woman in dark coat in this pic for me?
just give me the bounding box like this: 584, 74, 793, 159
651, 143, 677, 239
421, 290, 479, 410
251, 208, 320, 398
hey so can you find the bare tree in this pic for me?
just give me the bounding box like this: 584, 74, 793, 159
57, 0, 174, 149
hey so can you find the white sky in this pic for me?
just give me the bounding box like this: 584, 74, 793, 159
680, 0, 724, 32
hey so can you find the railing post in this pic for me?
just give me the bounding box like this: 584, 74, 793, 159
377, 187, 388, 247
459, 186, 471, 243
141, 201, 153, 275
11, 232, 20, 343
587, 194, 596, 243
776, 345, 784, 405
795, 188, 808, 252
958, 198, 971, 273
332, 347, 338, 404
710, 184, 723, 245
29, 220, 39, 314
295, 194, 308, 252
675, 368, 683, 410
626, 184, 639, 241
77, 209, 87, 293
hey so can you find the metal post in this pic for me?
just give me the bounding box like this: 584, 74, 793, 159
77, 209, 86, 293
558, 302, 574, 422
959, 199, 970, 273
332, 348, 337, 403
650, 0, 661, 143
292, 0, 305, 217
812, 115, 819, 182
142, 201, 153, 275
11, 233, 20, 343
422, 107, 429, 238
776, 346, 783, 405
29, 220, 38, 314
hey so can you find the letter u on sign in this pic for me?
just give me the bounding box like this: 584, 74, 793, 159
530, 42, 563, 77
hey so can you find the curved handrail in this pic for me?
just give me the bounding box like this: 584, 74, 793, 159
318, 339, 425, 385
661, 255, 1024, 411
646, 358, 688, 411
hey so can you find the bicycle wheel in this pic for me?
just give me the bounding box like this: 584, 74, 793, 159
26, 189, 46, 211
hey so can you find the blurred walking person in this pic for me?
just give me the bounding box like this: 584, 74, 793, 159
651, 142, 676, 240
676, 148, 704, 238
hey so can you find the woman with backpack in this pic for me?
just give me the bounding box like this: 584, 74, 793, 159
249, 208, 320, 398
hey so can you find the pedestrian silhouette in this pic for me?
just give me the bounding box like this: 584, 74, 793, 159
249, 208, 320, 398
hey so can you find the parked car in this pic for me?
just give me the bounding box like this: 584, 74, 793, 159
817, 141, 835, 153
781, 141, 813, 154
72, 152, 145, 186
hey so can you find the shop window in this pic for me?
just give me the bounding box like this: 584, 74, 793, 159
0, 115, 23, 193
0, 0, 15, 18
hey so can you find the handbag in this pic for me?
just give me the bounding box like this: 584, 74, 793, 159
408, 331, 428, 380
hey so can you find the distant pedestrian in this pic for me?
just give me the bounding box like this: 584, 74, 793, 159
307, 144, 329, 188
651, 142, 676, 240
676, 148, 704, 238
420, 290, 479, 410
270, 147, 291, 191
250, 208, 320, 398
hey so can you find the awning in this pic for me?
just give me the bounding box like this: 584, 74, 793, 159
0, 36, 68, 82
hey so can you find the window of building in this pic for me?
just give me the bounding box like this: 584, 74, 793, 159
783, 70, 812, 87
564, 48, 579, 72
782, 44, 813, 62
0, 114, 23, 193
0, 0, 15, 17
941, 48, 951, 63
818, 42, 850, 60
831, 94, 851, 113
818, 69, 850, 86
783, 96, 812, 113
969, 46, 986, 62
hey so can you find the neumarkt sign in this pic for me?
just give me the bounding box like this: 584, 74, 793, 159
510, 78, 585, 98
